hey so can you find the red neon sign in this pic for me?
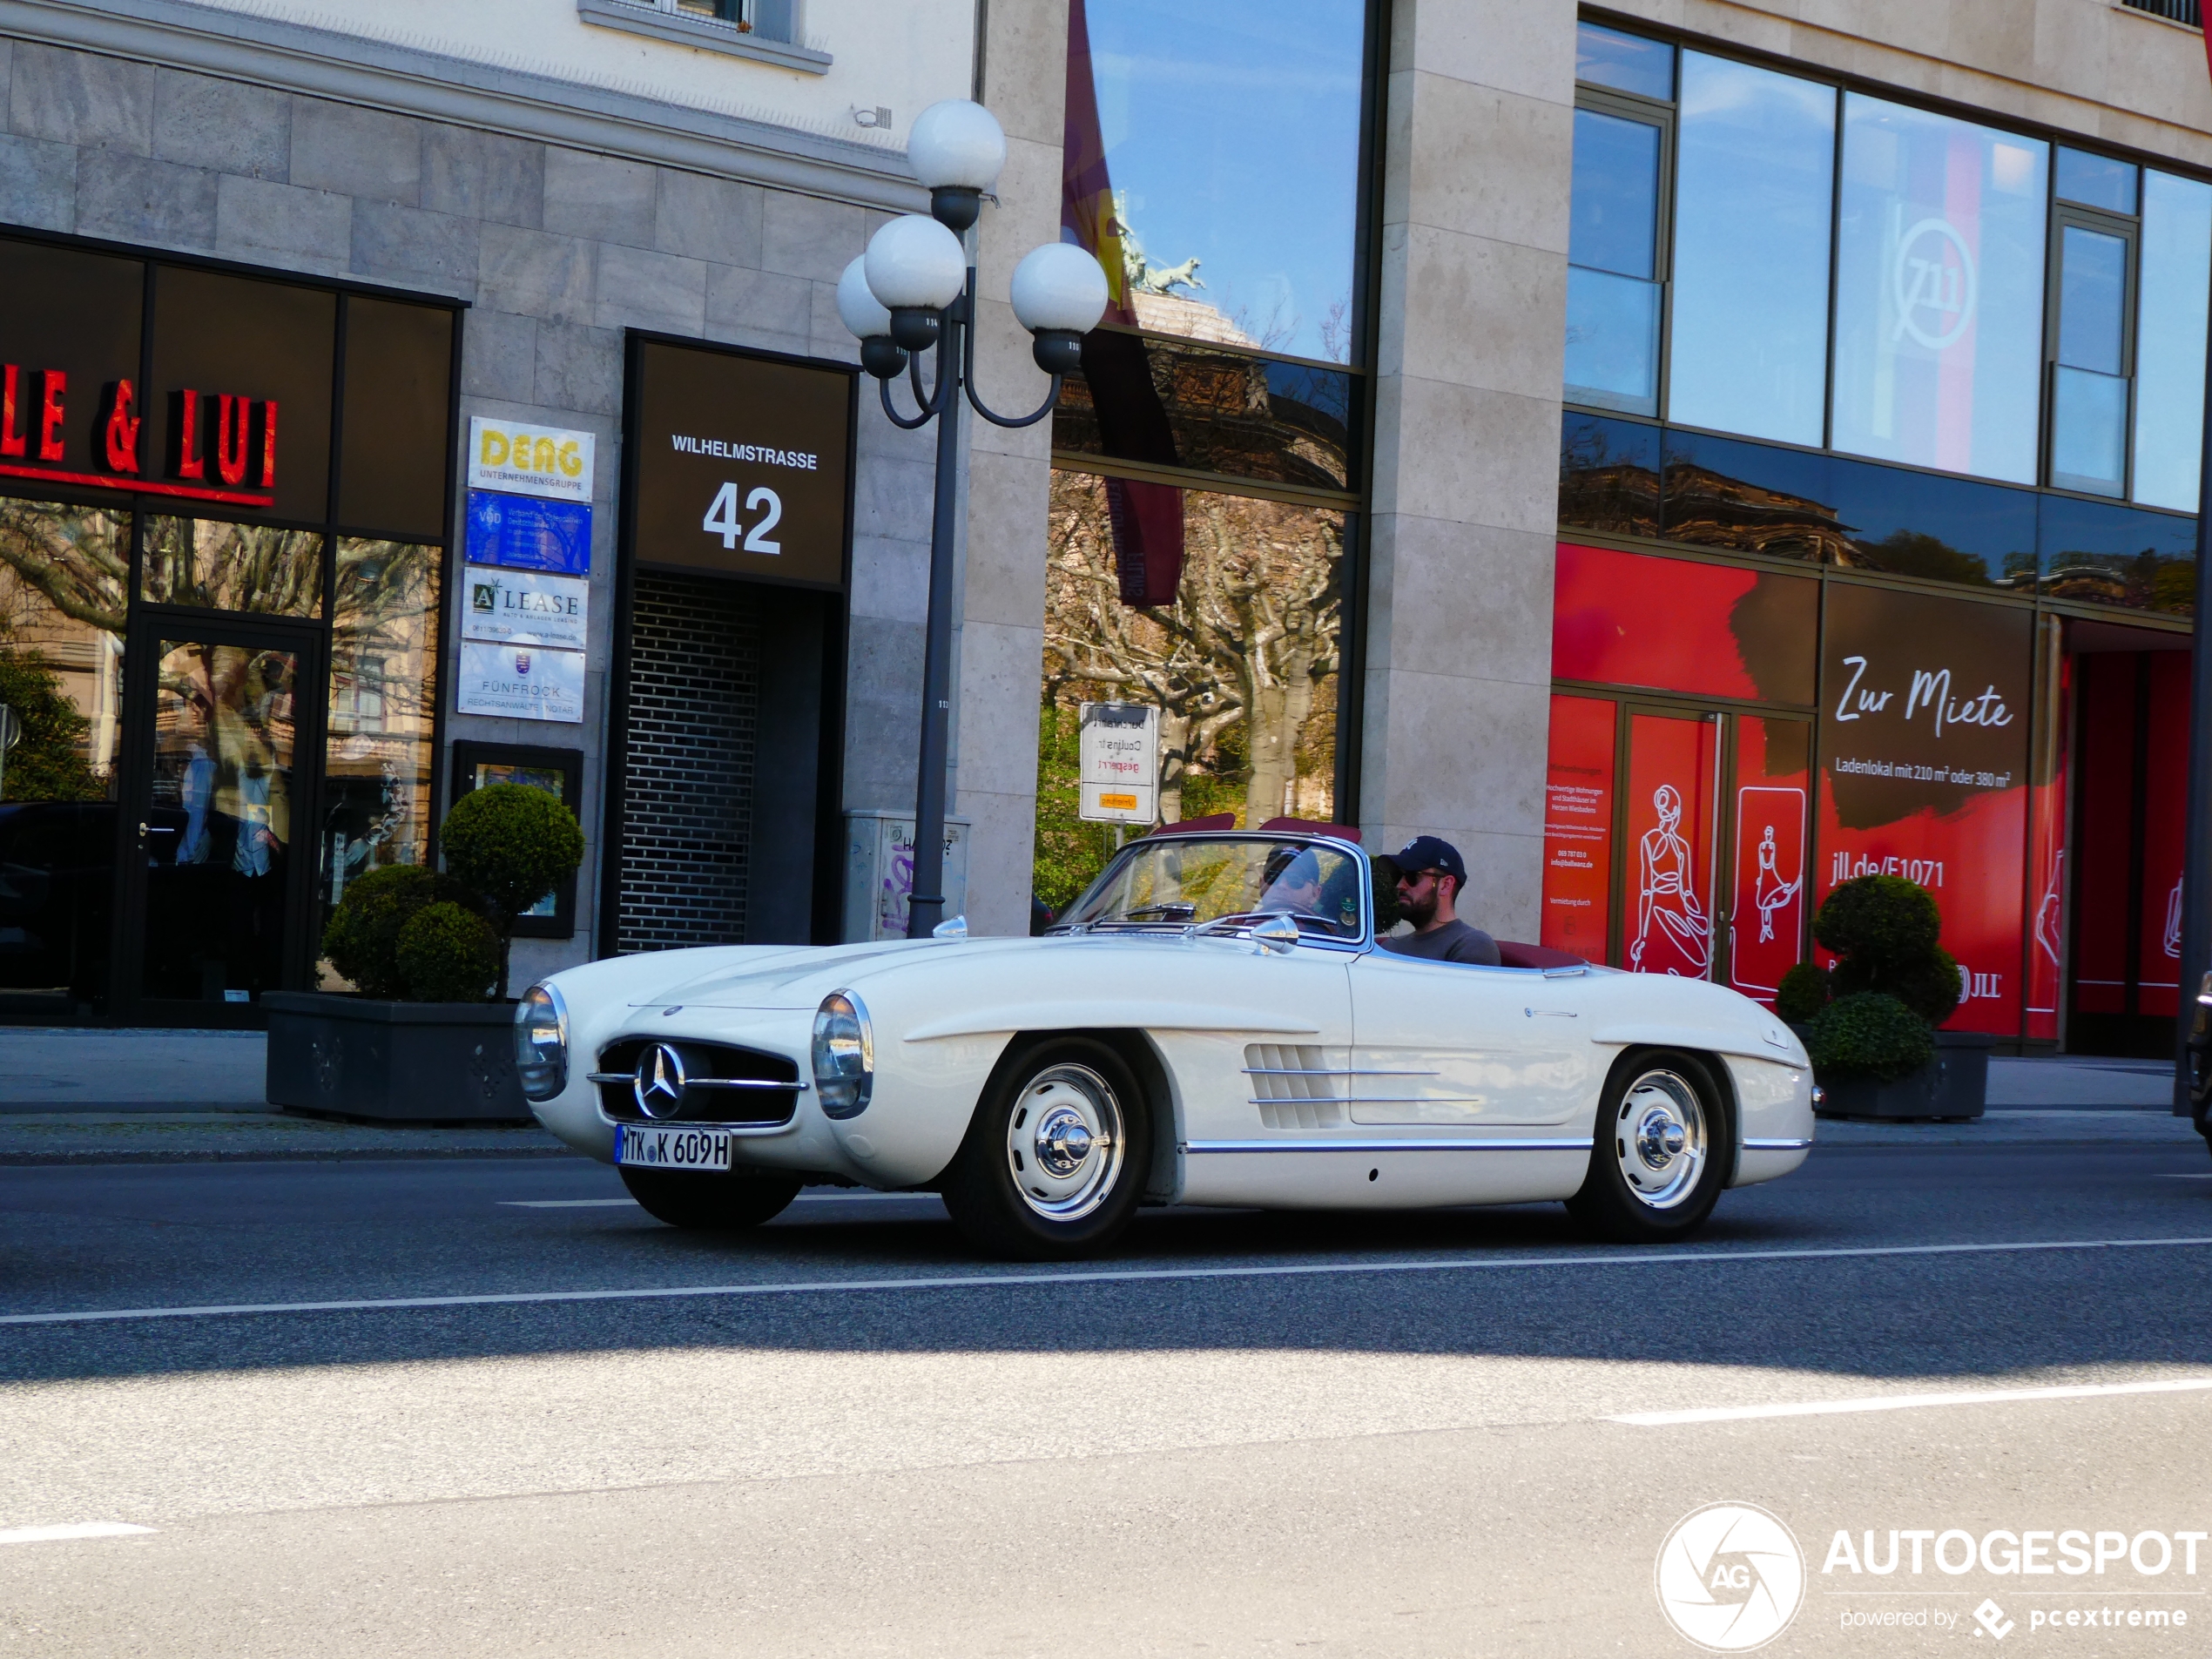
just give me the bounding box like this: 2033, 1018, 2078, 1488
0, 361, 278, 508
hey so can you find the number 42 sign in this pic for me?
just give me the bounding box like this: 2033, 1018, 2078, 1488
703, 482, 783, 555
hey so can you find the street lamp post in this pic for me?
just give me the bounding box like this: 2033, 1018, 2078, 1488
839, 98, 1108, 940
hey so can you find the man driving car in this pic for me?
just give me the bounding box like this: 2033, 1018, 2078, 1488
1379, 835, 1501, 966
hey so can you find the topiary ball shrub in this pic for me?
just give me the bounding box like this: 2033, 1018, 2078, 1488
1815, 873, 1962, 1025
1809, 991, 1936, 1083
395, 901, 502, 1003
321, 865, 478, 999
439, 783, 587, 995
441, 784, 586, 921
1775, 961, 1831, 1025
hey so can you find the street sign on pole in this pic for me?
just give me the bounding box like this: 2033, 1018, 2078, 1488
1078, 703, 1158, 825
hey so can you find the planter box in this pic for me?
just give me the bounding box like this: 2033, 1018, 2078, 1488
264, 992, 528, 1123
1816, 1030, 1994, 1122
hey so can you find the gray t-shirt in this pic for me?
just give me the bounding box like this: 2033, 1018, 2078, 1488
1379, 919, 1501, 967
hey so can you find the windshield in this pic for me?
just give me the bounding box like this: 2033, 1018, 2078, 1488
1055, 836, 1366, 940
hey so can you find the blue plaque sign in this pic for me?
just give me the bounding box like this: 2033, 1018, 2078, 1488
466, 489, 592, 575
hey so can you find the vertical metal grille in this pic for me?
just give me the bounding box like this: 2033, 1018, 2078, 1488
2121, 0, 2200, 24
616, 572, 759, 953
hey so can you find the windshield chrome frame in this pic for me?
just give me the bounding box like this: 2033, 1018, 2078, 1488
1049, 832, 1373, 953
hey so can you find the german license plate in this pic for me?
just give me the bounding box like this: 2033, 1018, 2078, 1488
613, 1123, 732, 1171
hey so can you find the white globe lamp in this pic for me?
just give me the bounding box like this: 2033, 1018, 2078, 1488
1009, 243, 1109, 373
864, 213, 968, 350
907, 99, 1007, 231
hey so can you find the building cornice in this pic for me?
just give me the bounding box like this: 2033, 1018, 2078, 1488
0, 0, 929, 211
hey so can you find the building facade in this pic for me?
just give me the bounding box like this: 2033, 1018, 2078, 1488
0, 0, 2206, 1061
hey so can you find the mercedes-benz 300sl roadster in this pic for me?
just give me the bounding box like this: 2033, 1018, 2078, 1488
516, 828, 1814, 1259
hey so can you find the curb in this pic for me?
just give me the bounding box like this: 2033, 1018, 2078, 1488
0, 1145, 579, 1166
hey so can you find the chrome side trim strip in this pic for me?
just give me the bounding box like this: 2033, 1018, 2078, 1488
1185, 1137, 1593, 1155
1248, 1096, 1484, 1108
1242, 1068, 1440, 1078
585, 1073, 805, 1090
1742, 1136, 1814, 1151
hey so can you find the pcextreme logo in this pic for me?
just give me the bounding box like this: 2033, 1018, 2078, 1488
1656, 1502, 1808, 1652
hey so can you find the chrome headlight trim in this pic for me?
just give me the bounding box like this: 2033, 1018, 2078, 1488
812, 989, 874, 1120
515, 981, 570, 1103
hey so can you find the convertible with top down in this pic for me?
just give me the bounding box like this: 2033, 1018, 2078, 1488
516, 826, 1815, 1259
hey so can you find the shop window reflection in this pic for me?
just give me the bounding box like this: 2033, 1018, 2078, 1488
1035, 469, 1343, 914
0, 499, 129, 1008
2035, 496, 2195, 615
143, 516, 324, 617
1558, 414, 1659, 538
1054, 331, 1355, 494
320, 538, 442, 961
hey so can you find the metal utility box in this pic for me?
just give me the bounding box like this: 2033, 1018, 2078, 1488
842, 811, 971, 941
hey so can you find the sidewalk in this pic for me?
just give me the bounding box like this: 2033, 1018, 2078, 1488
4, 1028, 2207, 1163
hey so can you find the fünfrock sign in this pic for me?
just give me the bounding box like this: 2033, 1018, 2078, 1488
1078, 702, 1158, 824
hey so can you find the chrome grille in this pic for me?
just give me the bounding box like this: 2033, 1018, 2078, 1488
593, 1037, 800, 1125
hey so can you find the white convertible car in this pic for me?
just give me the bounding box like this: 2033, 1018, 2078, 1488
516, 828, 1813, 1259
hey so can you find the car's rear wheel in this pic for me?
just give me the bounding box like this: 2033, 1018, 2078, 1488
941, 1036, 1151, 1261
619, 1163, 803, 1231
1567, 1050, 1730, 1244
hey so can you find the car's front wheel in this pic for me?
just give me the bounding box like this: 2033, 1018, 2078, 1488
941, 1036, 1151, 1260
619, 1164, 803, 1231
1567, 1050, 1730, 1243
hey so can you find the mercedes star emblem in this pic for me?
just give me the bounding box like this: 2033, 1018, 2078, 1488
633, 1042, 687, 1118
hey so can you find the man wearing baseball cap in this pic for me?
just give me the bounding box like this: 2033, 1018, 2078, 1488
1379, 835, 1501, 966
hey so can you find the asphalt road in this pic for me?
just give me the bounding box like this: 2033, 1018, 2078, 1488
3, 1143, 2211, 1656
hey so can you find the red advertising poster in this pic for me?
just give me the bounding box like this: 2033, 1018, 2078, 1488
1817, 584, 2033, 1035
2023, 642, 2069, 1042
2070, 655, 2136, 1018
2136, 651, 2190, 1017
1541, 694, 1616, 960
1554, 543, 1818, 706
1624, 712, 1720, 978
1728, 718, 1811, 1005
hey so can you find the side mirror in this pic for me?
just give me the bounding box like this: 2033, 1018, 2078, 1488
1251, 914, 1299, 956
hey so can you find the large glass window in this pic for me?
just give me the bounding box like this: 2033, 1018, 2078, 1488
2133, 169, 2212, 513
1035, 469, 1345, 913
1566, 106, 1665, 415
1832, 95, 2048, 484
2049, 221, 2133, 496
1067, 0, 1366, 364
0, 501, 129, 1008
321, 538, 442, 923
1668, 54, 1834, 446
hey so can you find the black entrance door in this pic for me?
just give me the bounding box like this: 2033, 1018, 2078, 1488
111, 613, 324, 1022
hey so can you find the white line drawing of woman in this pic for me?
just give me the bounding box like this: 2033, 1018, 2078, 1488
2165, 874, 2183, 960
1631, 783, 1710, 976
2033, 849, 2065, 969
1750, 823, 1800, 944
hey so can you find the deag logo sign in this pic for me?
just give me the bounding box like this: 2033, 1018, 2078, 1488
1656, 1502, 1808, 1651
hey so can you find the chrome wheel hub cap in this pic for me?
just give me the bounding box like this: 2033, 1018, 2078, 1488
1611, 1069, 1707, 1210
1005, 1063, 1125, 1221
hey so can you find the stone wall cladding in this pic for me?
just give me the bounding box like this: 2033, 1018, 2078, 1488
0, 35, 939, 977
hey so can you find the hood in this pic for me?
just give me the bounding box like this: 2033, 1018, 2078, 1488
628, 935, 1052, 1010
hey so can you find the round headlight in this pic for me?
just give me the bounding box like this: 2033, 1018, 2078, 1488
812, 990, 874, 1120
515, 982, 568, 1103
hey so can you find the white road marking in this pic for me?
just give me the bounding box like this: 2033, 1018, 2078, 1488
0, 1522, 155, 1545
499, 1191, 929, 1209
1611, 1375, 2212, 1426
2156, 1173, 2212, 1180
3, 1234, 2210, 1328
